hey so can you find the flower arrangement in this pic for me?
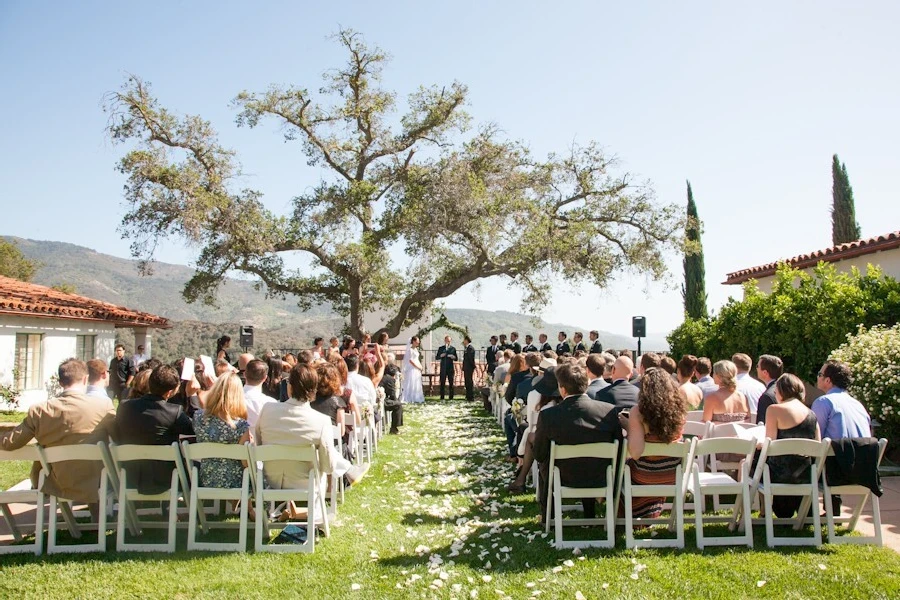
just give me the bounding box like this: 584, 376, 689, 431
510, 398, 526, 425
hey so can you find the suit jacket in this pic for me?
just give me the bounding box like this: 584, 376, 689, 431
522, 343, 538, 353
533, 394, 620, 488
594, 379, 639, 413
510, 341, 522, 354
485, 345, 500, 373
539, 342, 553, 352
436, 345, 458, 376
463, 344, 476, 372
256, 399, 335, 489
589, 340, 603, 354
556, 341, 572, 355
585, 377, 610, 400
756, 380, 777, 424
0, 390, 116, 503
116, 394, 194, 494
573, 342, 587, 354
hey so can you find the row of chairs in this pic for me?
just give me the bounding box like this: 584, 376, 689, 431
544, 435, 887, 550
0, 438, 348, 556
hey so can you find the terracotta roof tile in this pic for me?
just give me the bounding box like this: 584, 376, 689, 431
724, 230, 900, 285
0, 275, 171, 328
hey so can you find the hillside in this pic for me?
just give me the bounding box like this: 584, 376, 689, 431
7, 237, 667, 358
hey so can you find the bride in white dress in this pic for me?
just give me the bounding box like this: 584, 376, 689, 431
402, 335, 425, 404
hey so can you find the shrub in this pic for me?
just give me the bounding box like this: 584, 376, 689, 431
829, 324, 900, 440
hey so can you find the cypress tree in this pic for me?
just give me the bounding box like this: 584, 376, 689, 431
682, 180, 708, 319
831, 154, 862, 245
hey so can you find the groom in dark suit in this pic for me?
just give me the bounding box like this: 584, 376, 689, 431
436, 335, 458, 400
462, 335, 476, 401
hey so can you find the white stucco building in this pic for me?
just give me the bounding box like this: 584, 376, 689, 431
724, 230, 900, 294
0, 275, 170, 410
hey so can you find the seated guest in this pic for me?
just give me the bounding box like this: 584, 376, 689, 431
694, 357, 718, 398
127, 369, 152, 399
243, 359, 274, 431
594, 356, 639, 413
493, 349, 515, 385
192, 373, 251, 489
312, 363, 348, 435
255, 363, 335, 510
1, 358, 115, 504
701, 360, 750, 423
116, 365, 194, 494
598, 352, 616, 382
168, 358, 204, 419
263, 357, 286, 401
504, 354, 529, 404
675, 355, 703, 409
755, 354, 783, 424
295, 349, 314, 365
533, 363, 620, 521
378, 354, 403, 435
138, 357, 162, 373
214, 358, 233, 378
515, 353, 542, 401
812, 360, 871, 439
734, 353, 766, 414
283, 352, 298, 368
328, 353, 362, 425
585, 354, 610, 399
624, 367, 687, 519
631, 352, 660, 389
346, 355, 377, 409
86, 358, 110, 400
507, 364, 561, 493
660, 356, 677, 376
755, 373, 821, 518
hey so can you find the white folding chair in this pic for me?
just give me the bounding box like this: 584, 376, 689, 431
544, 440, 622, 549
250, 444, 330, 553
110, 442, 191, 553
0, 446, 44, 555
753, 438, 829, 547
181, 441, 251, 552
686, 410, 705, 422
689, 437, 756, 549
823, 438, 888, 546
327, 426, 345, 517
353, 412, 373, 466
38, 442, 109, 554
707, 421, 762, 511
622, 440, 694, 549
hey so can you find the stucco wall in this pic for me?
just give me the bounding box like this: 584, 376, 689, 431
743, 248, 900, 295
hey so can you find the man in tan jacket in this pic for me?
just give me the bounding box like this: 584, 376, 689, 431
1, 358, 116, 503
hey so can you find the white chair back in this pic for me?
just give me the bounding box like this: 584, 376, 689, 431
823, 438, 888, 546
0, 446, 44, 555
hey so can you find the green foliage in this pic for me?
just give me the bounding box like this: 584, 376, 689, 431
681, 180, 708, 319
105, 29, 686, 338
667, 263, 900, 381
0, 238, 39, 281
830, 324, 900, 440
0, 368, 21, 412
831, 154, 861, 245
50, 283, 77, 294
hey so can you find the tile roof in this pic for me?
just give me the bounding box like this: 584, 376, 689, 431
724, 230, 900, 285
0, 275, 171, 328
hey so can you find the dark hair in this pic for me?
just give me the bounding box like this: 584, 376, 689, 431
313, 337, 324, 346
775, 373, 805, 401
525, 334, 533, 340
359, 359, 375, 381
289, 363, 318, 401
585, 354, 605, 377
410, 336, 419, 344
590, 330, 599, 337
574, 332, 583, 340
58, 358, 88, 387
731, 353, 753, 372
660, 356, 677, 375
542, 350, 558, 360
695, 357, 712, 376
139, 357, 162, 372
344, 354, 360, 372
555, 363, 589, 395
264, 357, 284, 397
245, 359, 269, 386
490, 335, 498, 342
377, 332, 389, 345
86, 358, 107, 383
638, 368, 686, 443
296, 349, 314, 364
508, 354, 527, 375
510, 331, 518, 337
114, 344, 125, 352
640, 352, 661, 370
216, 335, 231, 354
129, 370, 151, 399
821, 360, 852, 389
463, 335, 472, 344
677, 355, 699, 378
149, 365, 180, 396
758, 354, 784, 379
316, 363, 343, 397
558, 331, 566, 338
524, 352, 541, 368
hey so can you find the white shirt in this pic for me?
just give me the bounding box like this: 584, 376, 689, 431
244, 383, 276, 431
493, 362, 511, 385
736, 372, 766, 414
132, 353, 149, 367
347, 371, 377, 407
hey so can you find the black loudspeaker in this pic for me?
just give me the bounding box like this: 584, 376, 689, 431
239, 325, 254, 348
632, 316, 646, 338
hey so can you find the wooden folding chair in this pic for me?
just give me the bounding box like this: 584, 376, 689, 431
181, 441, 251, 552
689, 437, 755, 549
109, 442, 191, 553
0, 446, 44, 555
544, 440, 622, 549
823, 438, 888, 546
38, 442, 109, 554
250, 444, 330, 553
622, 440, 694, 549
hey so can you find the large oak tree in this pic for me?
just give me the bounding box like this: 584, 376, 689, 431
106, 30, 685, 338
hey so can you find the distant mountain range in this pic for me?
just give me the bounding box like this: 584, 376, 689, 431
7, 237, 668, 359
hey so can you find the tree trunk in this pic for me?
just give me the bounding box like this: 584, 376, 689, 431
347, 278, 365, 339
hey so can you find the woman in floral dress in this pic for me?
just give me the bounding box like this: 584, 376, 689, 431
192, 373, 251, 489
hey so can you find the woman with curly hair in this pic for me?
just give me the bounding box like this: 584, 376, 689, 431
625, 367, 687, 519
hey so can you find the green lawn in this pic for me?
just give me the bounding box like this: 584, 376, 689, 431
1, 399, 898, 599
0, 411, 27, 423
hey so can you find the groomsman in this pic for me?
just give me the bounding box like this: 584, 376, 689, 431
463, 336, 476, 401
556, 331, 572, 355
509, 332, 522, 354
498, 334, 510, 351
538, 333, 553, 352
589, 330, 603, 354
436, 335, 458, 400
486, 336, 500, 376
522, 335, 538, 353
572, 332, 587, 354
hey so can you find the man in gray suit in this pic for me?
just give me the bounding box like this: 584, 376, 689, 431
585, 354, 609, 399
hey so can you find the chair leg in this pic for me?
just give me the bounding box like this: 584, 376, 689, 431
694, 490, 705, 550
872, 495, 883, 547
553, 475, 563, 548
848, 494, 868, 531
741, 483, 753, 548
60, 501, 81, 538
187, 482, 198, 550
35, 491, 44, 556
764, 489, 775, 548
116, 478, 128, 550
1, 502, 23, 541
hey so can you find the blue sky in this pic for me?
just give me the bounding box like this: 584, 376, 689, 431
2, 1, 898, 338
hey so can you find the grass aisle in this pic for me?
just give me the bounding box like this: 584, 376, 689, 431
1, 399, 899, 599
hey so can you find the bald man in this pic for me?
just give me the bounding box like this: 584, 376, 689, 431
593, 356, 638, 413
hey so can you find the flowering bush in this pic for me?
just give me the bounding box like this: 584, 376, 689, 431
829, 324, 900, 437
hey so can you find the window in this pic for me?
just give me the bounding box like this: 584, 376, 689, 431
76, 335, 96, 362
15, 333, 42, 390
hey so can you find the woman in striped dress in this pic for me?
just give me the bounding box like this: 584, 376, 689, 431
624, 367, 687, 519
